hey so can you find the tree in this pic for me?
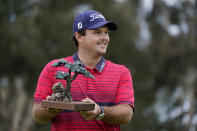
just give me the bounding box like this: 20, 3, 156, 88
1, 0, 197, 130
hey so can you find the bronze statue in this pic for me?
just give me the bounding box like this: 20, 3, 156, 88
47, 58, 95, 103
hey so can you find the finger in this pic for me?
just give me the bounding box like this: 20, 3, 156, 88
82, 113, 86, 118
80, 110, 95, 120
80, 112, 93, 120
79, 111, 86, 118
46, 96, 51, 100
83, 113, 96, 120
79, 111, 84, 114
81, 98, 95, 103
46, 108, 62, 113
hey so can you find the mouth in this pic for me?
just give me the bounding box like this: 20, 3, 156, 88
97, 43, 107, 48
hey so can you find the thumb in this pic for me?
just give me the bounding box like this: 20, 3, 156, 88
81, 98, 95, 103
46, 95, 52, 100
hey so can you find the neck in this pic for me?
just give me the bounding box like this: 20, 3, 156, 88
77, 52, 102, 68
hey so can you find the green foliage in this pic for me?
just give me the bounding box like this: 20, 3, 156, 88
1, 0, 197, 131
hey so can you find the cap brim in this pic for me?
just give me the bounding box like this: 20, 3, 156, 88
88, 21, 118, 30
105, 21, 118, 30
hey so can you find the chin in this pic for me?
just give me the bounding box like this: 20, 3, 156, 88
101, 53, 106, 55
95, 48, 107, 56
98, 50, 106, 55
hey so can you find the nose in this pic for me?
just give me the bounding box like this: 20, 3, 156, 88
100, 33, 109, 42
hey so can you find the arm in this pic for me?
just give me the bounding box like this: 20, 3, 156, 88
79, 98, 133, 125
33, 61, 61, 123
32, 102, 62, 123
80, 67, 134, 124
102, 103, 133, 124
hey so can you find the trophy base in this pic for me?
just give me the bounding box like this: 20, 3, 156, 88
41, 100, 95, 111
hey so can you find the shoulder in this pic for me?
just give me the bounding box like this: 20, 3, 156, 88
106, 60, 130, 73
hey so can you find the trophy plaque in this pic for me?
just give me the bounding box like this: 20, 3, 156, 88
41, 58, 95, 111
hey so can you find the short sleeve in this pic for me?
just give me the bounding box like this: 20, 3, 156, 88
34, 62, 53, 103
116, 66, 135, 110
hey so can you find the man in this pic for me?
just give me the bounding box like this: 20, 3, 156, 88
32, 10, 134, 131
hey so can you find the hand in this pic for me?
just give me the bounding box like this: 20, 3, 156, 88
79, 98, 101, 120
44, 107, 62, 114
44, 95, 63, 114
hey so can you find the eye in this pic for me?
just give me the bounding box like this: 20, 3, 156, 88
105, 31, 109, 35
95, 31, 101, 34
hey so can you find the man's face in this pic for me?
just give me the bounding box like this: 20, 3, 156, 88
79, 26, 110, 56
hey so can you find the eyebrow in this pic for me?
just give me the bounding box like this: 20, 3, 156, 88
93, 28, 109, 32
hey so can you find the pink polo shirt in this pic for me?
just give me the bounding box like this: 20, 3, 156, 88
34, 53, 135, 131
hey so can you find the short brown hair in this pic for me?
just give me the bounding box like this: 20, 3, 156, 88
72, 30, 86, 48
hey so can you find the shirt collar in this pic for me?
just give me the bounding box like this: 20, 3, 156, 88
72, 53, 106, 73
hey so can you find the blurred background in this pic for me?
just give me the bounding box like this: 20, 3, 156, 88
0, 0, 197, 131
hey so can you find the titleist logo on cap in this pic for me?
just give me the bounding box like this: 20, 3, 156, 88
77, 13, 105, 30
73, 10, 117, 34
90, 13, 105, 21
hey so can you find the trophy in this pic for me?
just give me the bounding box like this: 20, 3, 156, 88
41, 58, 95, 111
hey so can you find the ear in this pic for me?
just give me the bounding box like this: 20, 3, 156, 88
75, 32, 83, 43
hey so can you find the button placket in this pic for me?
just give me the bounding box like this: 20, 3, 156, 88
86, 68, 95, 95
